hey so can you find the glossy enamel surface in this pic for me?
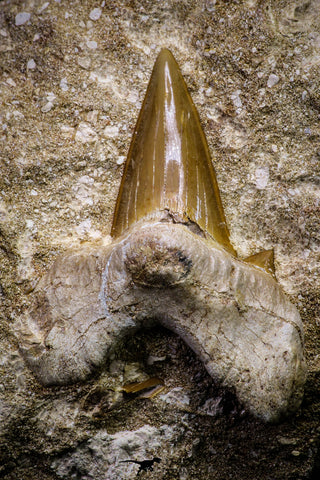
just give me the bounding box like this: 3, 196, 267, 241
111, 49, 235, 255
244, 249, 275, 276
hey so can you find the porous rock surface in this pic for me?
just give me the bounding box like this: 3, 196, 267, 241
1, 1, 320, 479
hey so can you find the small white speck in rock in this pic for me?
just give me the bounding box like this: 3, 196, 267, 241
75, 122, 97, 143
230, 90, 242, 108
46, 92, 56, 102
147, 355, 166, 365
26, 219, 34, 229
267, 74, 279, 88
38, 2, 49, 13
30, 189, 38, 196
86, 110, 98, 123
0, 29, 8, 37
86, 40, 97, 50
255, 166, 269, 190
15, 12, 31, 26
13, 110, 24, 119
60, 125, 75, 137
89, 8, 102, 21
205, 87, 214, 97
6, 78, 17, 87
271, 144, 278, 153
75, 219, 92, 236
116, 156, 126, 166
33, 33, 40, 41
206, 0, 216, 12
104, 125, 119, 138
291, 450, 301, 457
41, 102, 53, 113
159, 387, 190, 406
60, 77, 69, 91
127, 90, 139, 103
78, 56, 91, 70
27, 59, 36, 70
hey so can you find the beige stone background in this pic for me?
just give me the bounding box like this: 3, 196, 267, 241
0, 0, 320, 479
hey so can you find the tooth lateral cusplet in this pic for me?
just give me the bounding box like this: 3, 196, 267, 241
16, 49, 306, 423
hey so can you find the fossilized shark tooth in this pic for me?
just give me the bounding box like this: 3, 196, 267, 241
111, 48, 236, 256
16, 49, 306, 423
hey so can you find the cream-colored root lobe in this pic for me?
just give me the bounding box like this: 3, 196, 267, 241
17, 222, 306, 422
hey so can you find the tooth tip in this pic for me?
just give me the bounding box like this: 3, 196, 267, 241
157, 47, 175, 60
111, 49, 236, 256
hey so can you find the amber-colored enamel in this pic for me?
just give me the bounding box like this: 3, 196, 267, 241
111, 48, 235, 255
244, 249, 275, 276
121, 377, 164, 394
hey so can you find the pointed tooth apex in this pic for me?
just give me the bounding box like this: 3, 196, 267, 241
111, 48, 236, 255
244, 249, 275, 276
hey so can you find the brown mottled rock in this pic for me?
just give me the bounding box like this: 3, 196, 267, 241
1, 1, 319, 479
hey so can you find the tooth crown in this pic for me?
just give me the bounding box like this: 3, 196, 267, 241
112, 49, 235, 255
16, 49, 306, 423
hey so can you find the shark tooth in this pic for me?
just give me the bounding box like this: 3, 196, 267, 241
112, 48, 236, 256
16, 49, 306, 423
244, 249, 275, 276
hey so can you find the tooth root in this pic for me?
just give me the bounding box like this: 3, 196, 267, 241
244, 249, 275, 276
111, 48, 236, 256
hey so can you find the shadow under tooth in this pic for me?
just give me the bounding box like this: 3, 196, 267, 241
111, 48, 236, 256
244, 249, 275, 276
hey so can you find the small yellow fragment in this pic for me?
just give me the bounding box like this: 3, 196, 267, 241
243, 249, 275, 276
120, 377, 165, 398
